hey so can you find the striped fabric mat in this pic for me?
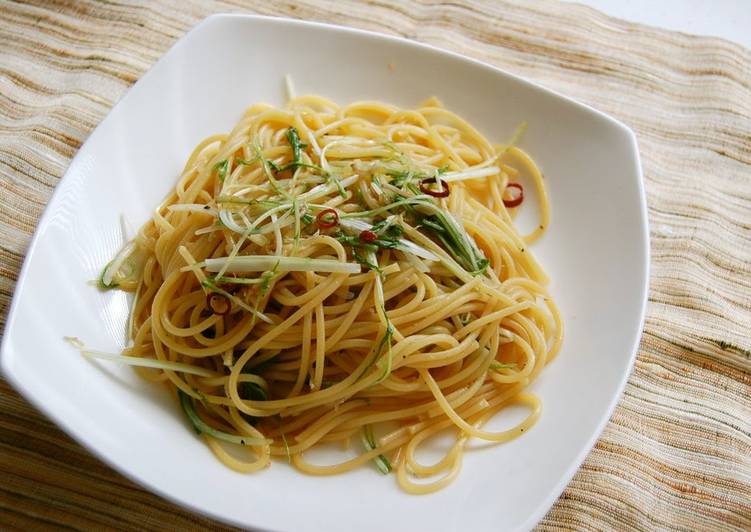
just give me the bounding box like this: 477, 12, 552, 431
1, 1, 750, 530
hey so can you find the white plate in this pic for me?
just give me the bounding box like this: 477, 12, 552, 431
1, 14, 648, 532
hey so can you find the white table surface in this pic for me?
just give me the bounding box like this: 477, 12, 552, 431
567, 0, 750, 49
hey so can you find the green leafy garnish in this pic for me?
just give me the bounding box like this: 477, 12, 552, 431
413, 203, 488, 275
335, 232, 400, 252
200, 278, 221, 292
253, 144, 288, 198
336, 233, 375, 250
374, 317, 394, 383
178, 390, 269, 446
361, 424, 391, 474
260, 266, 278, 294
244, 266, 279, 330
388, 166, 446, 189
238, 381, 268, 401
335, 219, 405, 256
340, 192, 488, 276
234, 156, 259, 166
352, 249, 381, 273
331, 176, 347, 198
267, 159, 281, 173
420, 217, 445, 233
97, 260, 118, 289
290, 162, 322, 172
387, 169, 416, 188
371, 218, 404, 239
286, 127, 305, 166
275, 127, 322, 175
213, 159, 230, 181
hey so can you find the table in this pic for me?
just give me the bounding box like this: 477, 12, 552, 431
572, 0, 751, 49
1, 1, 749, 530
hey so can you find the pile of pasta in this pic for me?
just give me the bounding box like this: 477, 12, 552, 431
96, 95, 562, 493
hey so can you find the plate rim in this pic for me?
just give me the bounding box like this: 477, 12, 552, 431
1, 13, 650, 532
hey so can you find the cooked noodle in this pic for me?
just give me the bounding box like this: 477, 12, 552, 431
96, 95, 562, 493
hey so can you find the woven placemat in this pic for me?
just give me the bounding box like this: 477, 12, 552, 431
1, 1, 749, 530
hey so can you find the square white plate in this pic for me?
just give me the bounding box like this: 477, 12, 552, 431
1, 14, 648, 532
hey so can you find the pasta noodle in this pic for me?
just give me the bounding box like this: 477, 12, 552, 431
96, 95, 562, 493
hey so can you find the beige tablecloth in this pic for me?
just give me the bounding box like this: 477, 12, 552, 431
1, 1, 750, 530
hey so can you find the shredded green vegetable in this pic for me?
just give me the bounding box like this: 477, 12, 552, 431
374, 323, 394, 382
352, 249, 381, 274
97, 260, 118, 289
239, 381, 268, 401
79, 349, 216, 377
178, 391, 269, 446
361, 424, 392, 474
213, 159, 230, 181
285, 127, 305, 168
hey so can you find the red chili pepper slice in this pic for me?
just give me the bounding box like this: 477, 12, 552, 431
316, 208, 339, 228
502, 183, 524, 208
206, 292, 231, 315
359, 230, 378, 243
419, 177, 450, 198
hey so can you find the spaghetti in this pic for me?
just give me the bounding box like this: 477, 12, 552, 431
95, 95, 562, 493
